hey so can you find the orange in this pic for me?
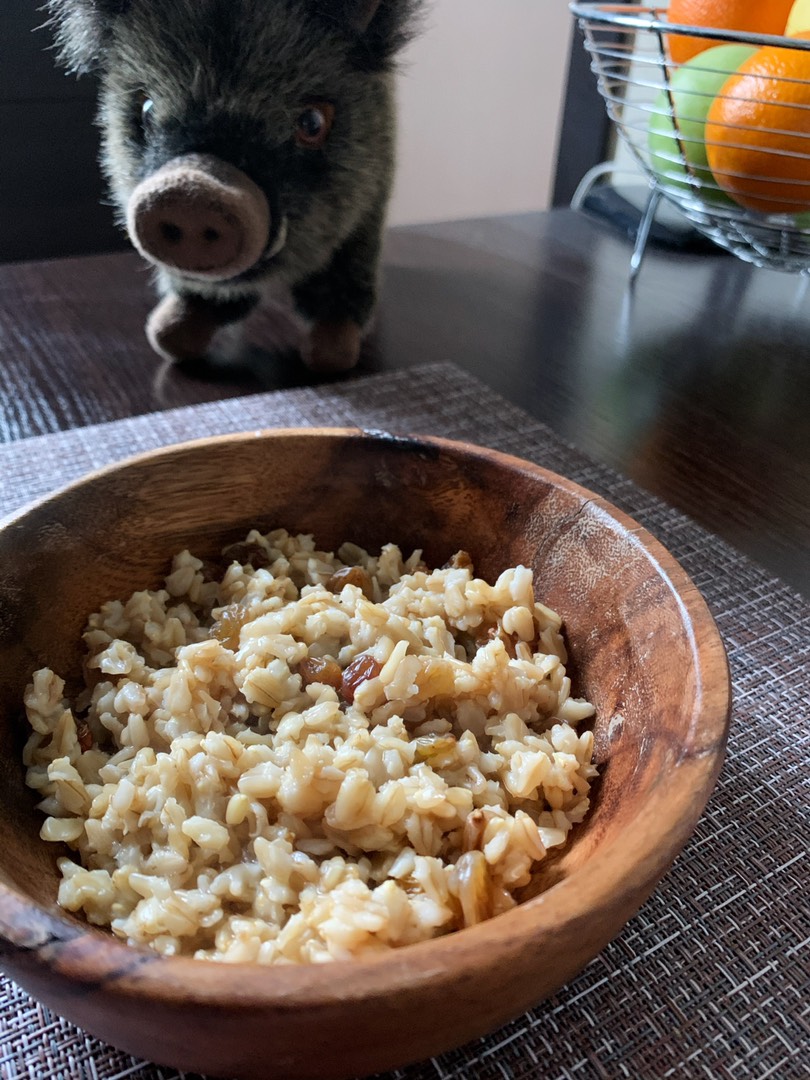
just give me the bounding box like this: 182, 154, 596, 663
705, 33, 810, 214
667, 0, 795, 65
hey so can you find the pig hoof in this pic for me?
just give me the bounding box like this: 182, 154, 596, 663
302, 320, 362, 373
146, 294, 218, 363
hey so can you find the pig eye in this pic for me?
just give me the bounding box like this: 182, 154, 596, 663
135, 92, 154, 137
294, 103, 335, 149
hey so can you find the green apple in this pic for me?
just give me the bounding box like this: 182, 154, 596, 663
787, 0, 810, 35
648, 44, 757, 205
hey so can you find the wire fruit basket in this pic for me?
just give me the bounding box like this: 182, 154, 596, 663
570, 3, 810, 273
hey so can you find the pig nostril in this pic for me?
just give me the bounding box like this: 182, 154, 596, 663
203, 228, 220, 244
160, 222, 183, 244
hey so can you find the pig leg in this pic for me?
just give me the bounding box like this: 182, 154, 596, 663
292, 204, 385, 373
146, 291, 259, 364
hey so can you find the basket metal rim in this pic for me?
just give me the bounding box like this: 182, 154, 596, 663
568, 2, 810, 51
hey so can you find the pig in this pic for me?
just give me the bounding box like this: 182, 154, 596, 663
46, 0, 422, 371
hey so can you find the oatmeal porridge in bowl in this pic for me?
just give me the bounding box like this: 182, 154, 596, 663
0, 429, 730, 1079
24, 529, 597, 964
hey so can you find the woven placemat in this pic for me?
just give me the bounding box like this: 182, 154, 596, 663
0, 363, 807, 1080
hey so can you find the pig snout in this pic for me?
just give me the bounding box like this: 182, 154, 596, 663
126, 154, 270, 280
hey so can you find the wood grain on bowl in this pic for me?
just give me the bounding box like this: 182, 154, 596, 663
0, 429, 730, 1080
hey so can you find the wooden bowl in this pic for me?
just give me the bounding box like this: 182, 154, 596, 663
0, 429, 730, 1080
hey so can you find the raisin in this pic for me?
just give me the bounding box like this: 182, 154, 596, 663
199, 559, 222, 583
473, 622, 503, 651
414, 734, 458, 768
76, 720, 93, 753
211, 603, 251, 651
443, 550, 474, 571
500, 630, 520, 659
326, 565, 374, 600
474, 623, 518, 658
341, 654, 382, 704
298, 656, 342, 690
221, 541, 272, 570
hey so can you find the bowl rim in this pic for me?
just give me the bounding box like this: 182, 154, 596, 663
0, 427, 731, 1005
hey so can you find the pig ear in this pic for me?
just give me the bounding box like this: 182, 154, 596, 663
344, 0, 383, 32
327, 0, 423, 69
46, 0, 130, 73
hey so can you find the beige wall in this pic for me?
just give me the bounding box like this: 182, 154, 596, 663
388, 0, 574, 225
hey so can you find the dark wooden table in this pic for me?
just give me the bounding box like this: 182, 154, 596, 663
2, 208, 808, 596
